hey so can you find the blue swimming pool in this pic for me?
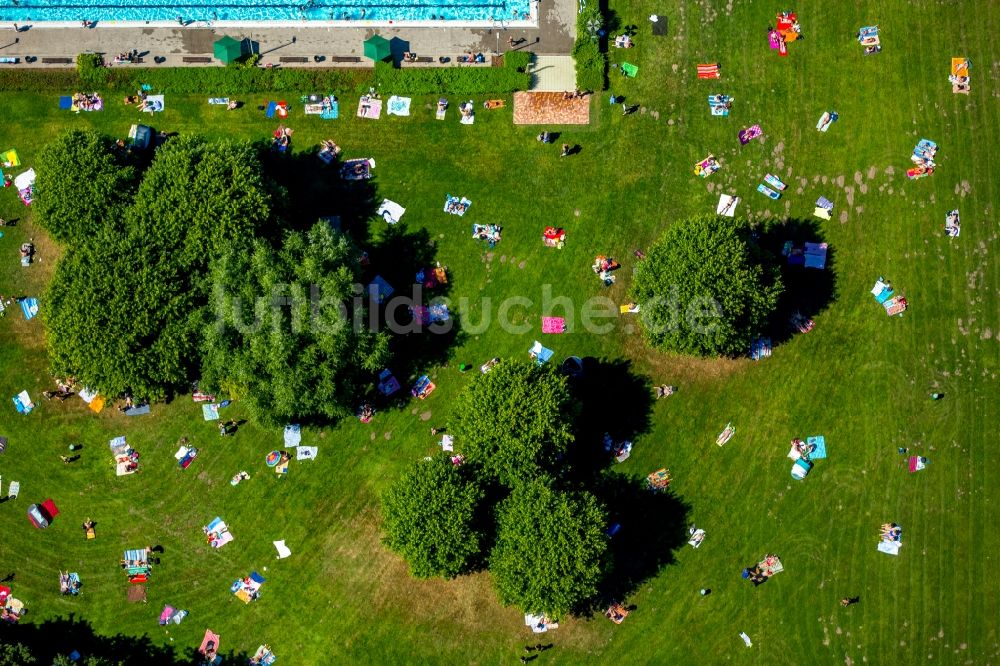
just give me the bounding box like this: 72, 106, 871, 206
0, 0, 532, 23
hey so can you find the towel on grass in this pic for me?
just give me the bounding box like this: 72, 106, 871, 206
807, 436, 827, 459
295, 446, 318, 461
377, 199, 406, 224
387, 95, 411, 116
541, 317, 566, 333
357, 97, 382, 119
208, 98, 229, 105
283, 424, 301, 447
19, 298, 38, 320
273, 540, 291, 559
202, 403, 220, 421
717, 193, 739, 217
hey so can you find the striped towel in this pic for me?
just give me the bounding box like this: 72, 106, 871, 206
697, 63, 721, 79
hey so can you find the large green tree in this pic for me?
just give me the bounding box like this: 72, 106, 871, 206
449, 360, 574, 487
43, 136, 273, 397
381, 454, 485, 578
33, 130, 137, 243
200, 221, 390, 424
629, 214, 783, 356
490, 481, 608, 617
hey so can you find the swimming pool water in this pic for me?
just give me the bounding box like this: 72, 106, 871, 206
0, 0, 532, 23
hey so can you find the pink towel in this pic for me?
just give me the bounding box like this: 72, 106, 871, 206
768, 32, 780, 49
541, 317, 566, 333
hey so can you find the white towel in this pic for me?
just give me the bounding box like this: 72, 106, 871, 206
274, 540, 292, 559
296, 446, 318, 461
740, 632, 752, 647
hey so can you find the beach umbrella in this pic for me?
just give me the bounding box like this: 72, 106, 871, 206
363, 34, 391, 61
213, 36, 243, 64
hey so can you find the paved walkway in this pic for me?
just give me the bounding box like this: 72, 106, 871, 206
528, 55, 577, 91
0, 0, 575, 67
513, 92, 589, 125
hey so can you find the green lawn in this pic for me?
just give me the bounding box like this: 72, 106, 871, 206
1, 0, 999, 663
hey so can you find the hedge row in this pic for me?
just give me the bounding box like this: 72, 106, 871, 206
574, 6, 608, 91
372, 52, 531, 95
0, 51, 532, 96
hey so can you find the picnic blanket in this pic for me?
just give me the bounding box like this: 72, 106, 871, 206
807, 436, 827, 459
1, 149, 20, 167
803, 242, 828, 269
444, 195, 472, 216
13, 390, 33, 414
377, 199, 406, 224
283, 424, 301, 447
697, 63, 720, 79
357, 96, 382, 119
295, 446, 318, 461
369, 275, 394, 302
124, 404, 150, 416
708, 94, 731, 116
688, 529, 706, 548
877, 539, 901, 555
199, 630, 221, 656
716, 193, 739, 217
141, 95, 164, 113
738, 124, 762, 145
15, 169, 35, 206
529, 341, 554, 365
459, 101, 475, 124
378, 369, 400, 395
19, 297, 38, 320
202, 403, 220, 421
694, 155, 719, 177
341, 157, 374, 181
908, 455, 928, 472
387, 95, 411, 116
159, 605, 187, 625
59, 95, 73, 110
621, 62, 638, 78
411, 375, 435, 399
945, 210, 960, 237
273, 540, 292, 559
542, 317, 566, 333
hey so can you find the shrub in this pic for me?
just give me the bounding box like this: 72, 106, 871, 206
76, 52, 108, 86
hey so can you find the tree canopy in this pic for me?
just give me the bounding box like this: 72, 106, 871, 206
490, 481, 608, 617
43, 135, 274, 398
200, 221, 389, 425
33, 130, 137, 243
449, 360, 575, 487
381, 454, 485, 579
629, 214, 783, 356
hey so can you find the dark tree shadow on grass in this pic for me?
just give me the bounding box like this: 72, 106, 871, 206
576, 473, 690, 615
257, 142, 379, 246
754, 217, 837, 346
563, 357, 654, 480
3, 612, 251, 665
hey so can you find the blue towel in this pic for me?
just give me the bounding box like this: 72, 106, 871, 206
59, 96, 72, 110
20, 297, 38, 320
250, 571, 265, 584
141, 83, 152, 91
124, 404, 150, 416
875, 287, 894, 304
265, 101, 277, 118
807, 436, 827, 459
321, 100, 339, 120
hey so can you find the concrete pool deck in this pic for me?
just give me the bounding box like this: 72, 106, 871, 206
0, 0, 575, 67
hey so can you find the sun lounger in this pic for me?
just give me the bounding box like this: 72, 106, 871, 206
716, 423, 735, 446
